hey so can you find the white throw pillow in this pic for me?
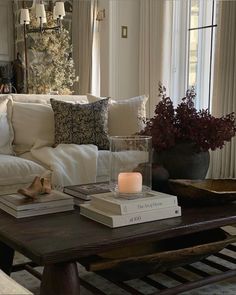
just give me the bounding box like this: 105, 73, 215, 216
0, 155, 46, 186
10, 101, 55, 154
87, 94, 148, 136
0, 96, 14, 155
109, 95, 148, 136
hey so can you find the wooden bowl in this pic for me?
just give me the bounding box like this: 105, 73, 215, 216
169, 179, 236, 206
79, 228, 236, 281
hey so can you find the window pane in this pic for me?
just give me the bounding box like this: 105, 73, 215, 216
190, 0, 199, 29
188, 27, 214, 109
189, 0, 216, 29
189, 29, 198, 87
188, 0, 217, 109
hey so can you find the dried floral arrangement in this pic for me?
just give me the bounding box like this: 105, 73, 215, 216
140, 83, 236, 152
28, 11, 78, 94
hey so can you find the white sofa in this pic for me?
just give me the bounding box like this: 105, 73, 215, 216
0, 93, 148, 195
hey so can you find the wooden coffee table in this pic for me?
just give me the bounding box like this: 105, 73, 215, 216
0, 204, 236, 295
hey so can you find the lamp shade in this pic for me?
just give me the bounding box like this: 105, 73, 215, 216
35, 3, 46, 18
36, 17, 47, 26
20, 8, 30, 25
54, 2, 65, 19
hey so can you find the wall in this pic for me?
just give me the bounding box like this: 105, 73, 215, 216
99, 0, 140, 99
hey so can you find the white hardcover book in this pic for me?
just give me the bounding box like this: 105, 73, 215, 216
0, 190, 74, 211
0, 202, 74, 218
80, 203, 181, 228
91, 191, 178, 215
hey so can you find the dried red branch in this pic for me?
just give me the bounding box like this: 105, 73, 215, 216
140, 83, 236, 152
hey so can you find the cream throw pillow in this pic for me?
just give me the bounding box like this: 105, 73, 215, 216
0, 96, 14, 155
87, 94, 148, 136
10, 102, 55, 154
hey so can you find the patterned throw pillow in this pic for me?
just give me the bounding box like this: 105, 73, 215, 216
50, 98, 110, 150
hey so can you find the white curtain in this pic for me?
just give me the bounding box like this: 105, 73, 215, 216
139, 0, 173, 117
208, 1, 236, 178
91, 7, 100, 96
72, 0, 98, 94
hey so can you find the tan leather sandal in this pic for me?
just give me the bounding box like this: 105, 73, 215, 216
18, 177, 52, 199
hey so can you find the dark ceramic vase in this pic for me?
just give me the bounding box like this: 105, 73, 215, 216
153, 142, 210, 180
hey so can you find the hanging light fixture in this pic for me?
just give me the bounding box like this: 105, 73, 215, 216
20, 1, 66, 33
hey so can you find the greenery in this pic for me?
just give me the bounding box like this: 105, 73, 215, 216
28, 12, 78, 94
140, 83, 236, 152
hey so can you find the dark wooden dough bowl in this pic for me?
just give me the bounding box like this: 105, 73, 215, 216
79, 228, 236, 281
169, 179, 236, 206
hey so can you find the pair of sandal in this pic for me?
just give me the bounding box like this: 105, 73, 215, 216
18, 176, 52, 199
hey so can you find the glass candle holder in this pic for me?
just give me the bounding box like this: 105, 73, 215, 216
109, 136, 152, 197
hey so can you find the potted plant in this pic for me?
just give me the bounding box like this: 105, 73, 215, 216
140, 83, 236, 179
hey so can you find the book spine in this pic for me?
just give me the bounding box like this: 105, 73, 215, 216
80, 205, 181, 228
64, 188, 91, 200
92, 196, 178, 215
113, 206, 181, 227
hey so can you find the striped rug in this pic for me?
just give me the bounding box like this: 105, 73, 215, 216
11, 227, 236, 295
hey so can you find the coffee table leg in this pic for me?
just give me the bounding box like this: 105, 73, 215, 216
40, 261, 80, 295
0, 241, 14, 275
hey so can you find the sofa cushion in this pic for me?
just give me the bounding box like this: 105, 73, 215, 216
87, 94, 148, 136
10, 102, 55, 154
0, 96, 14, 155
50, 98, 110, 150
0, 155, 46, 186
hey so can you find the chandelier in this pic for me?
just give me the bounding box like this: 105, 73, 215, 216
20, 1, 66, 33
19, 1, 66, 93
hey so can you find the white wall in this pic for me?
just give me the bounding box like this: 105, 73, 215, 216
99, 0, 140, 99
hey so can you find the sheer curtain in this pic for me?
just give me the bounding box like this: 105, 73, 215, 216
208, 1, 236, 178
139, 0, 173, 117
72, 0, 98, 94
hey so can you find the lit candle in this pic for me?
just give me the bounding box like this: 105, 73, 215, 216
118, 172, 142, 194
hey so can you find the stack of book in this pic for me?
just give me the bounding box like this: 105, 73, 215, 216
64, 182, 111, 206
80, 190, 181, 228
0, 190, 74, 218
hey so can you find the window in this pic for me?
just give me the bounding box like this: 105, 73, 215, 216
187, 0, 217, 109
171, 0, 217, 110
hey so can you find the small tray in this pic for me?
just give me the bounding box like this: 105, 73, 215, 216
169, 179, 236, 206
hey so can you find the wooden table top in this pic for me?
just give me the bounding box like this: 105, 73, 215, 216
0, 204, 236, 265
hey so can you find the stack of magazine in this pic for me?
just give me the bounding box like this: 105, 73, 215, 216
0, 190, 74, 218
80, 190, 181, 228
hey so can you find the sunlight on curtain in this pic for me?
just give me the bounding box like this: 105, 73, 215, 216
91, 4, 100, 97
139, 0, 173, 117
208, 1, 236, 178
72, 0, 98, 94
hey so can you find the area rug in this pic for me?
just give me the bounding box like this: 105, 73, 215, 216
11, 226, 236, 295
